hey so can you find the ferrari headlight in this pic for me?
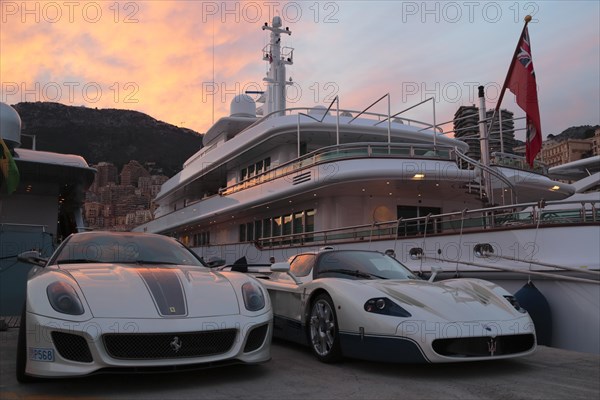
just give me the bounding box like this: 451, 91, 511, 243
364, 297, 411, 317
47, 281, 84, 315
504, 295, 527, 313
242, 281, 265, 311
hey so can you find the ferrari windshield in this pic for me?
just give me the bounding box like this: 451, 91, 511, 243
50, 232, 207, 267
317, 251, 417, 280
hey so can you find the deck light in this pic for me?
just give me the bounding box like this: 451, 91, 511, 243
413, 173, 425, 179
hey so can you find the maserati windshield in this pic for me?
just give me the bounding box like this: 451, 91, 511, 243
317, 251, 417, 280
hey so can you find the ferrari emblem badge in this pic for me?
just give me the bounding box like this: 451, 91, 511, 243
170, 336, 182, 352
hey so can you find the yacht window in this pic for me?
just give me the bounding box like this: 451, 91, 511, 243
293, 212, 304, 234
306, 210, 315, 232
255, 220, 262, 239
263, 218, 272, 238
273, 216, 282, 236
397, 205, 441, 235
239, 224, 246, 242
246, 209, 315, 243
240, 157, 271, 183
283, 214, 293, 235
180, 235, 190, 246
192, 232, 210, 246
300, 142, 308, 156
247, 222, 254, 241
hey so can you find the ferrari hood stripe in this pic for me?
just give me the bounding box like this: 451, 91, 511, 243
137, 268, 187, 316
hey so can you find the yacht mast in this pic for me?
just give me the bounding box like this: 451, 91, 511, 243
262, 17, 293, 116
478, 85, 493, 204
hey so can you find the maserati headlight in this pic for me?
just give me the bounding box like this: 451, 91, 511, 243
504, 295, 527, 313
364, 297, 411, 317
242, 281, 265, 311
47, 281, 84, 315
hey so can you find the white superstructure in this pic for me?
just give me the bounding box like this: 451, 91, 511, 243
135, 18, 599, 354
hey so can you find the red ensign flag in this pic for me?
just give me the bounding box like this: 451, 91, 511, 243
497, 22, 542, 167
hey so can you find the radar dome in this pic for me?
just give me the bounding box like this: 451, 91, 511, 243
308, 105, 329, 117
0, 102, 21, 148
230, 94, 257, 118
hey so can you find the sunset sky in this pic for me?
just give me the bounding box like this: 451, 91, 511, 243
1, 1, 598, 140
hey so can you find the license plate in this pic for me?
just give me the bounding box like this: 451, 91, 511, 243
29, 348, 55, 362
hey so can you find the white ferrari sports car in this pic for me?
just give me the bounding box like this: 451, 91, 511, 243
16, 232, 272, 382
252, 249, 536, 363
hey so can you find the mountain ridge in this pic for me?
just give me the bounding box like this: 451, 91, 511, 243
12, 102, 204, 176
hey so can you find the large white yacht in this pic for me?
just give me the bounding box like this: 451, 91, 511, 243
136, 17, 599, 353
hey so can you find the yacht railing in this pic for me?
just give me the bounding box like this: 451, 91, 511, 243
219, 146, 519, 206
219, 140, 517, 205
243, 97, 441, 138
255, 199, 599, 248
220, 142, 458, 196
418, 255, 600, 284
454, 150, 518, 205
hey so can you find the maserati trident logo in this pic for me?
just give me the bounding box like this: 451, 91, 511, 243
487, 337, 497, 356
170, 336, 182, 353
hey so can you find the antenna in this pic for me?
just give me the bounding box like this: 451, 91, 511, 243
212, 15, 215, 125
261, 17, 293, 116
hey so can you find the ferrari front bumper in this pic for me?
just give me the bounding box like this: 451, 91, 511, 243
23, 311, 272, 378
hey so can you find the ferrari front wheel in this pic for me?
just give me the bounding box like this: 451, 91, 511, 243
309, 293, 342, 363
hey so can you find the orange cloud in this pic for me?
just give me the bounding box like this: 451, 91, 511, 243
0, 1, 270, 133
2, 1, 598, 138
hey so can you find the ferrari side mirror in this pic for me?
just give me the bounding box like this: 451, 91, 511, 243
17, 250, 48, 267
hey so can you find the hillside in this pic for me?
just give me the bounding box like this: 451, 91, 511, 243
548, 125, 599, 142
12, 102, 204, 176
